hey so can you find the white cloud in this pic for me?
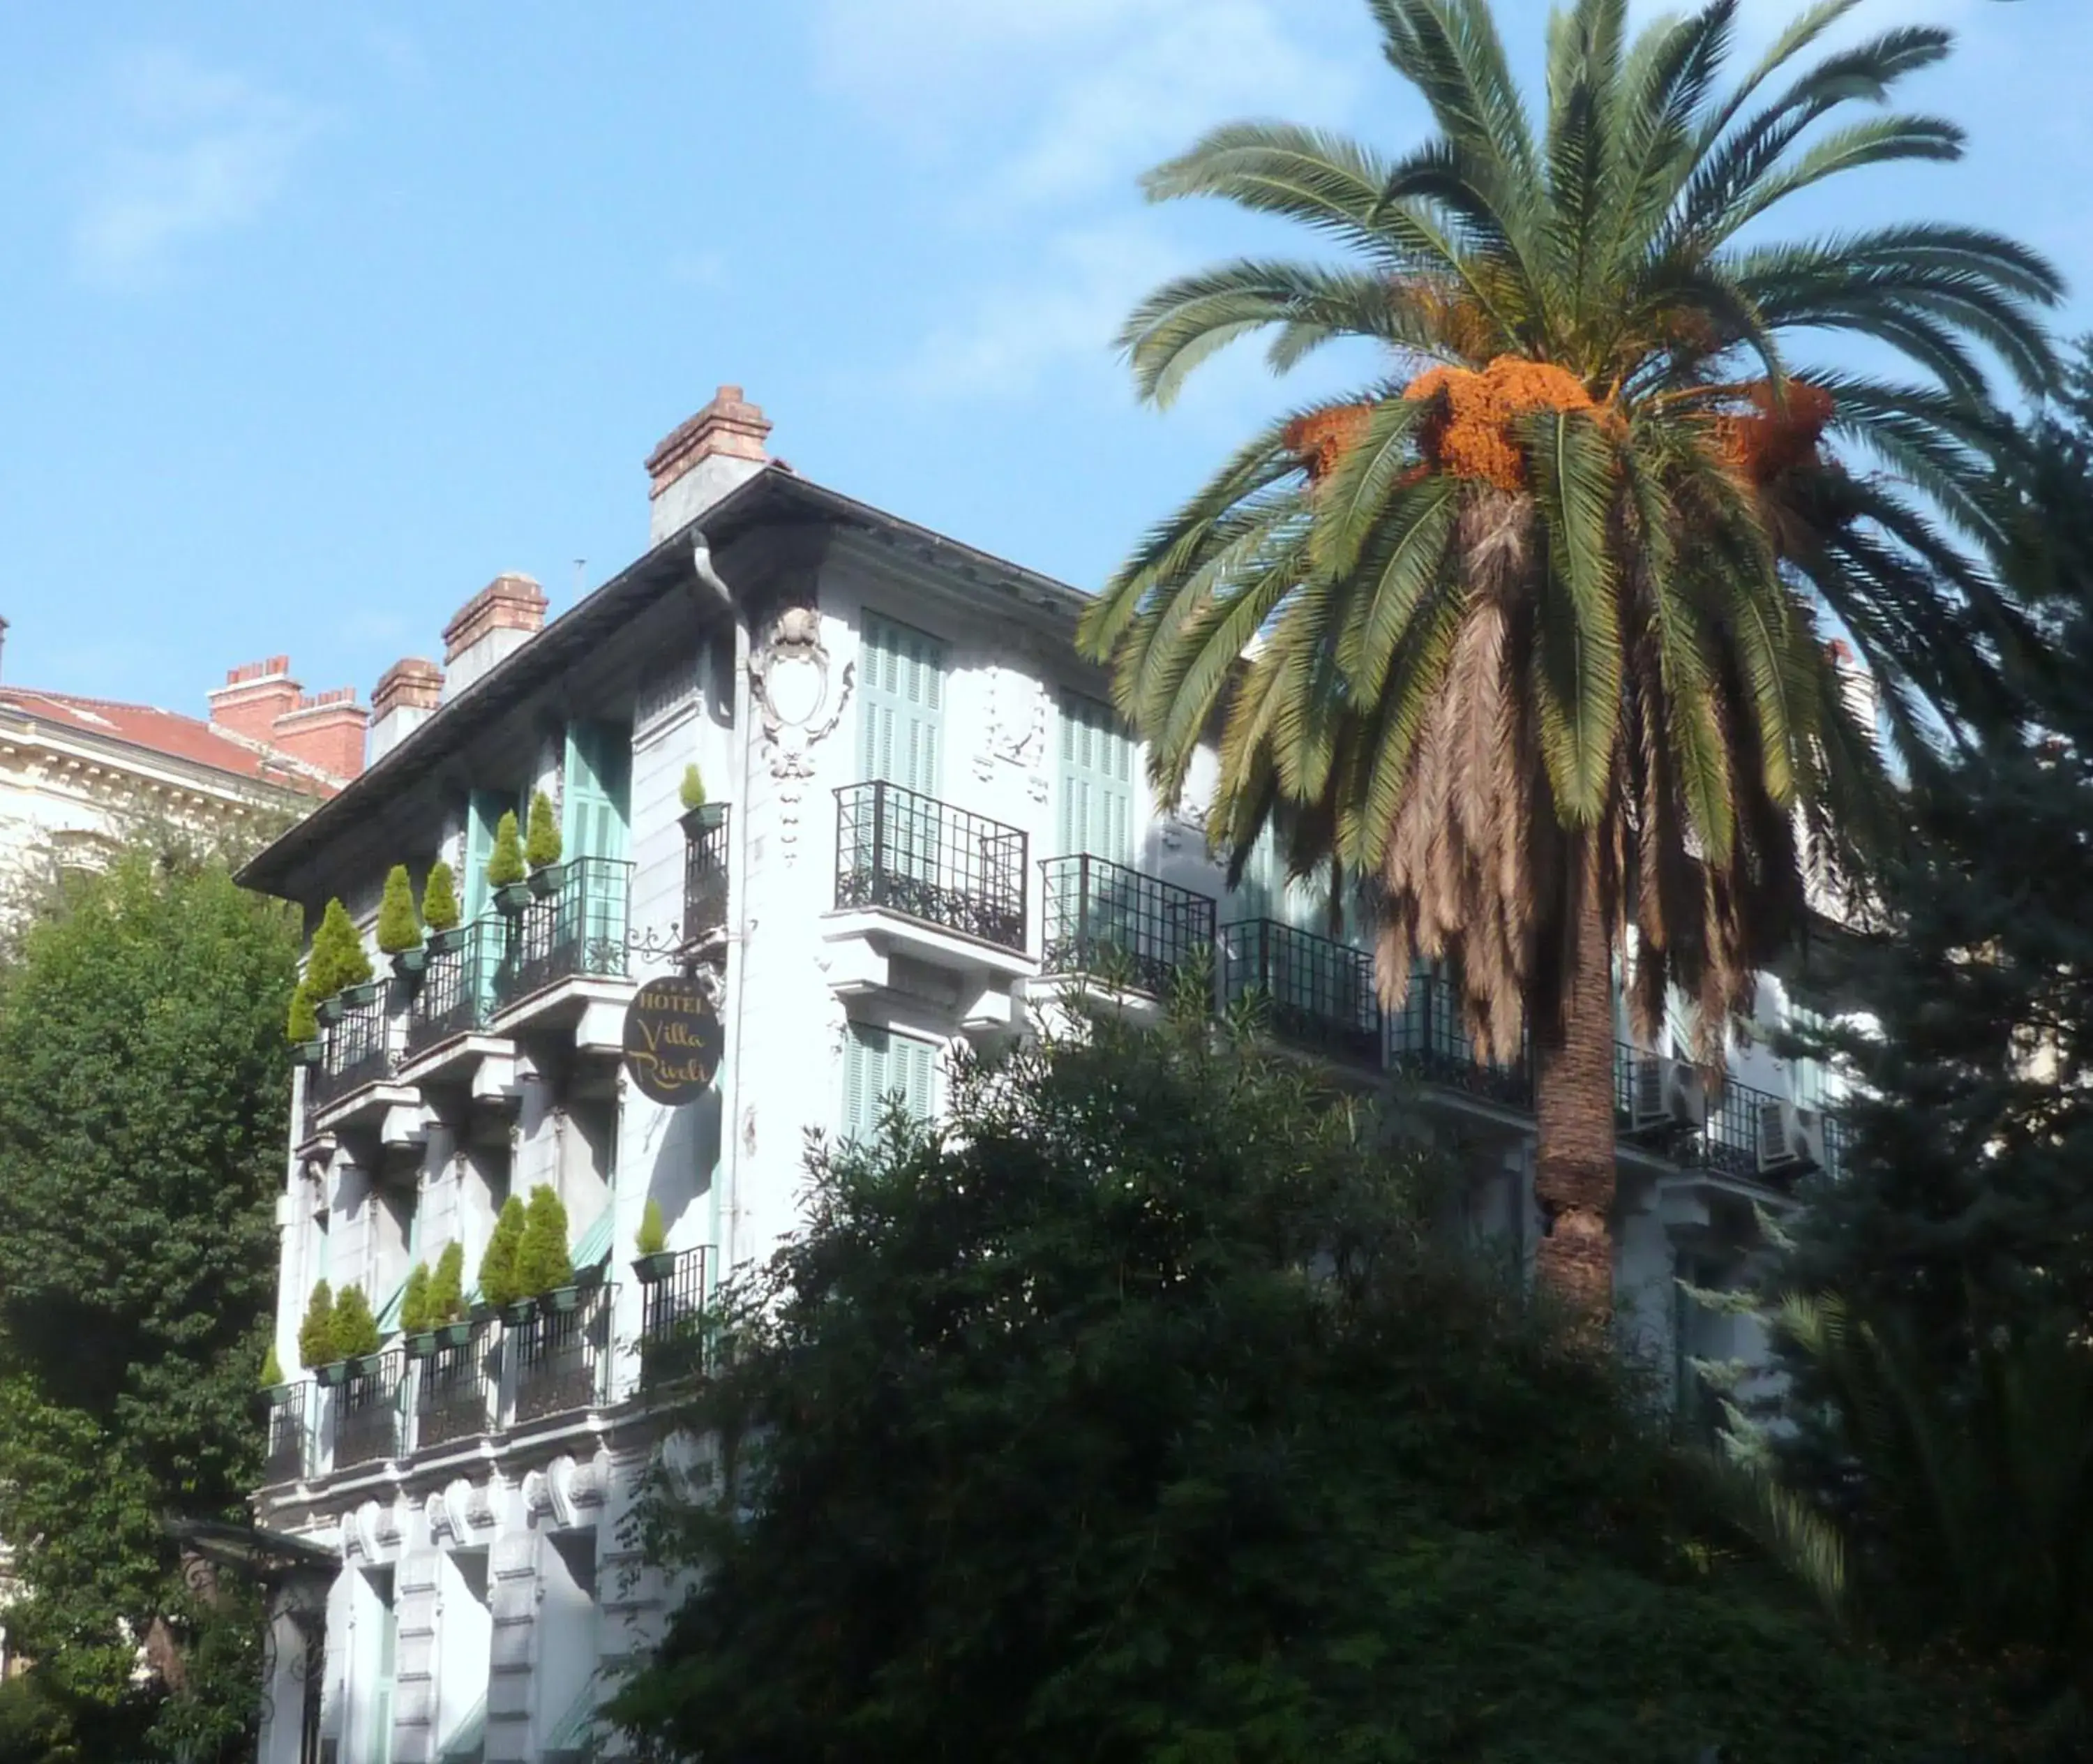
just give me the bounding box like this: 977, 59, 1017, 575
73, 49, 320, 290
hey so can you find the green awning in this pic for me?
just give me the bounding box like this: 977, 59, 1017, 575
375, 1270, 411, 1334
437, 1690, 486, 1761
571, 1202, 615, 1274
543, 1673, 607, 1758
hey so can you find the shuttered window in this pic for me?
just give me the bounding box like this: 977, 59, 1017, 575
840, 1022, 936, 1144
857, 614, 946, 794
462, 790, 509, 922
562, 722, 632, 863
1058, 693, 1134, 865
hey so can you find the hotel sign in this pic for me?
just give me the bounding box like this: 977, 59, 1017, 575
622, 976, 722, 1105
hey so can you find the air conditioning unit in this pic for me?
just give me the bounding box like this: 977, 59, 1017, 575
1755, 1100, 1825, 1174
1632, 1054, 1706, 1130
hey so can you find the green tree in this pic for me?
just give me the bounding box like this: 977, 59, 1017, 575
375, 862, 421, 956
479, 1195, 527, 1308
428, 1241, 466, 1325
486, 812, 527, 890
399, 1262, 432, 1334
636, 1195, 668, 1256
524, 788, 562, 870
0, 847, 297, 1749
285, 980, 317, 1046
305, 896, 371, 998
678, 763, 706, 811
329, 1284, 380, 1360
611, 996, 1949, 1761
1077, 0, 2059, 1308
297, 1280, 336, 1370
421, 858, 461, 933
515, 1183, 572, 1296
259, 1345, 283, 1389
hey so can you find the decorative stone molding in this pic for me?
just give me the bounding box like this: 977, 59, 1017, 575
973, 662, 1051, 801
749, 606, 853, 864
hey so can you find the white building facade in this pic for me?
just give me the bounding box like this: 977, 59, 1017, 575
239, 387, 1854, 1763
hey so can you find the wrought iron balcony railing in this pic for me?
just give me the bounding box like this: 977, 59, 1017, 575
1614, 1040, 1846, 1186
309, 994, 395, 1112
1220, 918, 1381, 1066
682, 804, 730, 943
639, 1247, 712, 1388
834, 782, 1028, 952
1040, 855, 1215, 997
1384, 966, 1533, 1108
412, 1329, 490, 1451
332, 1352, 403, 1470
508, 1285, 613, 1426
405, 920, 503, 1058
262, 1382, 309, 1485
494, 856, 632, 1009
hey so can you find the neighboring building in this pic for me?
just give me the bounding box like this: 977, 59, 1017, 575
237, 387, 1859, 1764
0, 649, 365, 905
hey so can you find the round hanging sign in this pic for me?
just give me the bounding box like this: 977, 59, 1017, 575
622, 975, 722, 1105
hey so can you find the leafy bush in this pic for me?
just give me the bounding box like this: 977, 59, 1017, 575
429, 1241, 467, 1326
260, 1344, 283, 1389
486, 812, 526, 890
479, 1196, 527, 1308
516, 1183, 573, 1296
286, 981, 317, 1045
330, 1285, 380, 1360
296, 1280, 336, 1370
680, 764, 706, 811
636, 1196, 668, 1257
376, 865, 422, 955
306, 897, 373, 996
524, 789, 562, 870
399, 1262, 432, 1334
421, 858, 461, 932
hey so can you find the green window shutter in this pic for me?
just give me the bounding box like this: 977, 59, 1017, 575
858, 614, 946, 796
841, 1022, 936, 1143
563, 723, 632, 863
1058, 693, 1134, 865
463, 791, 505, 921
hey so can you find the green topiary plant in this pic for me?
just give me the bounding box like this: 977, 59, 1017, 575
486, 812, 527, 890
421, 859, 461, 933
680, 764, 707, 811
516, 1183, 574, 1296
260, 1343, 284, 1389
636, 1196, 668, 1257
429, 1241, 466, 1325
524, 789, 563, 871
331, 1284, 381, 1360
479, 1195, 527, 1308
297, 1280, 336, 1370
400, 1262, 432, 1334
287, 982, 318, 1046
377, 865, 422, 956
308, 898, 374, 997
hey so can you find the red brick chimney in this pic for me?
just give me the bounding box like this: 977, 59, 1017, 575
442, 573, 547, 696
209, 657, 368, 782
645, 385, 771, 544
206, 657, 300, 745
368, 657, 444, 765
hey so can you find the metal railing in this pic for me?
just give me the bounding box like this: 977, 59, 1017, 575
309, 994, 394, 1112
1616, 1040, 1845, 1186
683, 804, 731, 943
405, 920, 502, 1057
1384, 966, 1532, 1108
1220, 918, 1381, 1066
333, 1352, 403, 1470
495, 856, 632, 1008
262, 1382, 309, 1484
509, 1285, 613, 1425
834, 782, 1028, 952
639, 1247, 711, 1387
412, 1331, 489, 1451
1040, 855, 1215, 996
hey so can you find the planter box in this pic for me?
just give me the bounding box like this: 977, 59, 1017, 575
468, 1301, 500, 1327
315, 996, 345, 1029
527, 865, 564, 900
435, 1320, 474, 1349
545, 1283, 585, 1314
426, 926, 466, 956
402, 1331, 437, 1362
391, 947, 428, 982
346, 1352, 386, 1379
339, 982, 382, 1012
500, 1298, 539, 1327
495, 883, 533, 916
313, 1359, 350, 1389
679, 804, 717, 839
292, 1040, 322, 1068
633, 1250, 679, 1285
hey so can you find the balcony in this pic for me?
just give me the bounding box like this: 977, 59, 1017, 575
332, 1352, 404, 1471
1616, 1041, 1846, 1213
1220, 918, 1381, 1066
1040, 855, 1215, 1000
682, 804, 731, 947
307, 994, 417, 1137
412, 1329, 492, 1452
508, 1285, 613, 1426
638, 1247, 711, 1389
261, 1382, 309, 1486
488, 857, 634, 1053
400, 921, 514, 1097
1383, 967, 1533, 1111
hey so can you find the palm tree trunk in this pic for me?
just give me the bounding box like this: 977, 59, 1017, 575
1532, 840, 1616, 1317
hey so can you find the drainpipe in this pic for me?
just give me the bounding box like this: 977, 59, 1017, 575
689, 531, 750, 1279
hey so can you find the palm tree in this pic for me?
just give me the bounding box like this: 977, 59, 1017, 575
1078, 0, 2060, 1310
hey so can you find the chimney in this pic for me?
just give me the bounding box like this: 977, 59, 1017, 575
368, 657, 444, 765
207, 656, 301, 744
645, 385, 771, 544
270, 686, 368, 782
442, 573, 548, 698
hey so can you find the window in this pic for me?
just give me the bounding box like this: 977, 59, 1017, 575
840, 1022, 936, 1144
563, 723, 632, 864
857, 614, 946, 795
462, 790, 509, 922
1058, 692, 1134, 865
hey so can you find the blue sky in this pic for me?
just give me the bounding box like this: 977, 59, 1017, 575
0, 0, 2086, 713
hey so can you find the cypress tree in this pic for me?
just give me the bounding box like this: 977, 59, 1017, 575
516, 1183, 573, 1296
524, 789, 563, 871
297, 1281, 336, 1370
421, 860, 461, 933
479, 1196, 527, 1308
486, 813, 526, 890
376, 865, 421, 956
330, 1285, 380, 1361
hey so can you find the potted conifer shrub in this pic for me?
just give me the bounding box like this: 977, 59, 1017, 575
524, 790, 564, 899
678, 764, 709, 837
428, 1241, 471, 1347
287, 983, 321, 1066
518, 1184, 581, 1310
300, 1280, 346, 1386
400, 1262, 435, 1359
260, 1344, 285, 1391
378, 865, 426, 982
633, 1197, 677, 1284
313, 898, 379, 1016
331, 1285, 383, 1377
488, 812, 531, 916
422, 860, 464, 955
479, 1194, 531, 1323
